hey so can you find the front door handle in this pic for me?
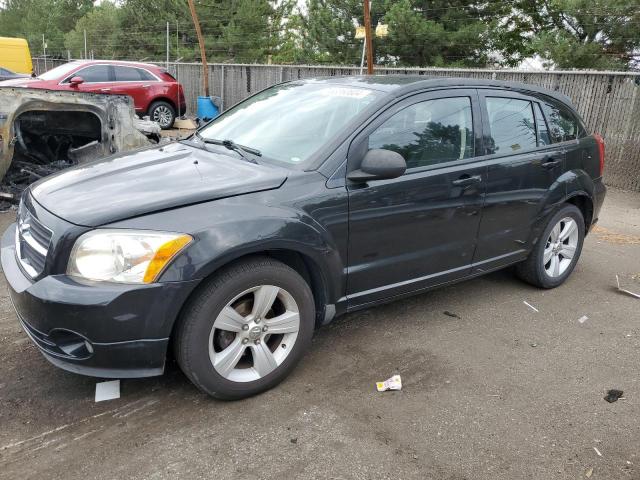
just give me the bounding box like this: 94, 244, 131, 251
100, 88, 111, 92
541, 156, 561, 169
452, 174, 482, 187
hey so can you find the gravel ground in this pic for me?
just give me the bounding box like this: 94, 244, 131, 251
0, 188, 638, 480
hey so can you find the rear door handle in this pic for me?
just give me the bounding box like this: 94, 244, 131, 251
541, 156, 561, 169
100, 88, 111, 92
142, 84, 151, 88
452, 174, 482, 186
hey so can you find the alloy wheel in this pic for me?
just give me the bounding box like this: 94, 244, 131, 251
152, 105, 173, 128
208, 285, 300, 383
543, 217, 579, 278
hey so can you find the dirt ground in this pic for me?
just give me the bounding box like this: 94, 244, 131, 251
0, 188, 639, 480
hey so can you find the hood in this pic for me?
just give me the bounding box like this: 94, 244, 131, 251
30, 142, 288, 227
0, 77, 44, 87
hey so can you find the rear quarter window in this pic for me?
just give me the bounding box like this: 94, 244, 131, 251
541, 102, 586, 142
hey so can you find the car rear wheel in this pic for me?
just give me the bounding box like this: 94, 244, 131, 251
149, 100, 176, 129
174, 257, 315, 399
516, 204, 585, 288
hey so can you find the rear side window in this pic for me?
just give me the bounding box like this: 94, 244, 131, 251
541, 102, 584, 142
486, 97, 536, 154
114, 66, 156, 81
368, 97, 474, 169
137, 68, 157, 81
74, 65, 112, 82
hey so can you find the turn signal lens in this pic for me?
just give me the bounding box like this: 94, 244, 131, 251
143, 235, 192, 283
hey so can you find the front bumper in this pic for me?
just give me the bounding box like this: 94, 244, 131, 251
1, 224, 199, 378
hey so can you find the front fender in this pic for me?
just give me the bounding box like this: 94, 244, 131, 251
109, 200, 346, 305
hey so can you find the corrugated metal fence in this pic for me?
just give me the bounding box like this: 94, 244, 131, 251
32, 58, 640, 191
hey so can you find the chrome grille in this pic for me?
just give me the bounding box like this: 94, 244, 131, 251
15, 201, 52, 278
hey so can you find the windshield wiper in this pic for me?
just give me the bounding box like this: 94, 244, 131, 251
198, 136, 261, 164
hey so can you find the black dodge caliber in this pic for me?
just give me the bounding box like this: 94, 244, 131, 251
2, 77, 606, 399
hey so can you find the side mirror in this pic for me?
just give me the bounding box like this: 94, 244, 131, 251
69, 76, 84, 86
347, 149, 406, 182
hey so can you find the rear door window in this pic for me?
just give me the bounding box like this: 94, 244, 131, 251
486, 97, 536, 154
368, 97, 474, 169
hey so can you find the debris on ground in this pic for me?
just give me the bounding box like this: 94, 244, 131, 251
593, 225, 640, 245
95, 380, 121, 402
523, 301, 539, 312
593, 446, 602, 457
530, 343, 538, 347
376, 375, 402, 392
443, 311, 460, 319
616, 275, 640, 299
578, 315, 589, 324
174, 117, 198, 129
585, 467, 593, 478
604, 389, 624, 403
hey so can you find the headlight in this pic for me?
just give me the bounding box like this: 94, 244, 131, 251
67, 230, 193, 284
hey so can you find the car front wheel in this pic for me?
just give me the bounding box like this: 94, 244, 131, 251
516, 204, 585, 288
149, 100, 176, 129
175, 257, 315, 399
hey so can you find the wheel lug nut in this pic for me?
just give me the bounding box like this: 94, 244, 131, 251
254, 339, 261, 345
242, 338, 249, 344
262, 326, 268, 332
242, 324, 249, 331
255, 318, 261, 324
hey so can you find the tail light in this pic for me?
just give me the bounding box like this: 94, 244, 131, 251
594, 133, 605, 177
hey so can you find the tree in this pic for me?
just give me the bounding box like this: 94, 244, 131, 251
299, 0, 366, 64
64, 2, 121, 59
379, 0, 513, 67
503, 0, 640, 70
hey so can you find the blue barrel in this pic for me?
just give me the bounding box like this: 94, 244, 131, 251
197, 96, 219, 121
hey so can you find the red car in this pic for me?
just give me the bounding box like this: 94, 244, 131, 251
0, 60, 186, 129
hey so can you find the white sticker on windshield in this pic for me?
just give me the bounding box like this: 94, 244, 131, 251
322, 88, 372, 99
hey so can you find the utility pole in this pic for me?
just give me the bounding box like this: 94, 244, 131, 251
42, 34, 47, 71
363, 0, 373, 75
83, 29, 87, 59
176, 21, 179, 61
166, 21, 170, 69
187, 0, 210, 96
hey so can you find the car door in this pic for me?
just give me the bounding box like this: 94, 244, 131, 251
62, 64, 114, 95
346, 89, 487, 307
110, 66, 155, 114
472, 90, 567, 272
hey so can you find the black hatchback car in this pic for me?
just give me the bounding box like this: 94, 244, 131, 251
2, 77, 606, 399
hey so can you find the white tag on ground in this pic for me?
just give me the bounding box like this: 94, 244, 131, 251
95, 380, 120, 402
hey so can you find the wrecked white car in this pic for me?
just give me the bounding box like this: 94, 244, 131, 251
0, 87, 159, 207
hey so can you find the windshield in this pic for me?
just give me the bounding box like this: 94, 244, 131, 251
38, 62, 81, 80
199, 83, 382, 166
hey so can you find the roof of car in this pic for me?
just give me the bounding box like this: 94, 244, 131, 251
298, 75, 574, 107
67, 60, 161, 70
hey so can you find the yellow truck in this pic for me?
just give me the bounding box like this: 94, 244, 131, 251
0, 37, 32, 74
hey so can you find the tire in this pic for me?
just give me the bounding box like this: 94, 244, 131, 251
516, 204, 585, 288
174, 256, 315, 400
149, 100, 176, 129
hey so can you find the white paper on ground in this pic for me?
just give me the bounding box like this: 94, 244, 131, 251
376, 375, 402, 392
578, 315, 589, 324
95, 380, 121, 402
